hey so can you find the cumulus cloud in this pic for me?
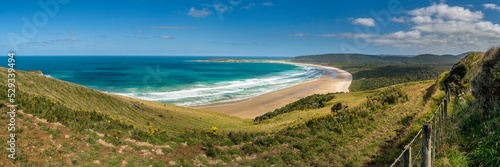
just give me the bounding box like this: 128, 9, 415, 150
263, 2, 274, 6
484, 3, 500, 11
328, 4, 500, 53
188, 7, 212, 18
407, 4, 483, 22
352, 18, 375, 27
391, 16, 407, 23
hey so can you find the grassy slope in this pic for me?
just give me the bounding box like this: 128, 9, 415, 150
0, 65, 444, 166
213, 81, 437, 166
0, 67, 378, 133
435, 49, 500, 166
0, 67, 251, 132
0, 67, 382, 166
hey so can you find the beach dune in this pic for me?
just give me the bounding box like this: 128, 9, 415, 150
195, 63, 352, 118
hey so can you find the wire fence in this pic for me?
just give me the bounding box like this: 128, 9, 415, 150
390, 89, 450, 167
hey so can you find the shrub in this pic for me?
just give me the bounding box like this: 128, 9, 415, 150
242, 142, 260, 154
202, 141, 222, 158
254, 93, 335, 122
331, 103, 343, 113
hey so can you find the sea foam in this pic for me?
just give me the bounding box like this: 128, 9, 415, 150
116, 65, 324, 106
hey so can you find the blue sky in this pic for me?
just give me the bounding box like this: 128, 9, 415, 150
1, 0, 500, 56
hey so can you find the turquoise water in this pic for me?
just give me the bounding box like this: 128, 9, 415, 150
11, 56, 323, 106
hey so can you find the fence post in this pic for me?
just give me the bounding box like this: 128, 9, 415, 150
404, 147, 412, 167
447, 88, 451, 101
443, 98, 448, 120
421, 123, 432, 167
438, 105, 442, 128
432, 119, 437, 163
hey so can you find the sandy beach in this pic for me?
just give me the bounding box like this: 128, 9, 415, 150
195, 62, 352, 118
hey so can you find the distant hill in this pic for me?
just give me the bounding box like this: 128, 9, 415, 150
291, 52, 469, 91
291, 52, 469, 65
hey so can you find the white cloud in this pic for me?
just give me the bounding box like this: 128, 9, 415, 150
337, 33, 373, 39
318, 33, 371, 39
228, 0, 243, 6
484, 3, 500, 11
160, 36, 174, 40
391, 16, 407, 23
326, 4, 500, 53
241, 3, 256, 9
411, 15, 433, 24
213, 4, 232, 14
352, 18, 375, 27
290, 33, 308, 37
318, 34, 337, 38
263, 2, 274, 6
389, 30, 421, 39
188, 7, 212, 18
407, 4, 483, 22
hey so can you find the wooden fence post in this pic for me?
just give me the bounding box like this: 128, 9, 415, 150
447, 88, 451, 101
421, 123, 432, 167
439, 105, 442, 128
432, 121, 437, 163
404, 147, 412, 167
443, 98, 448, 120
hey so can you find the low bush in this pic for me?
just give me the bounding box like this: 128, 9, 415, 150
254, 93, 335, 122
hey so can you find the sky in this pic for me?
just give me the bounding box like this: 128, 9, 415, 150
1, 0, 500, 57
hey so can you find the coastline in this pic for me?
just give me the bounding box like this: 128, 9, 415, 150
194, 62, 352, 119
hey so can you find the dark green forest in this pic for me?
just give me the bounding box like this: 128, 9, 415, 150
254, 93, 335, 122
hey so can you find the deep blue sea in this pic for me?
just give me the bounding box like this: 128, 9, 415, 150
10, 56, 323, 106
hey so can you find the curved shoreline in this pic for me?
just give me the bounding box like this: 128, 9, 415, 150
194, 62, 352, 118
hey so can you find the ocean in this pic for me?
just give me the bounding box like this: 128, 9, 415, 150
12, 56, 324, 106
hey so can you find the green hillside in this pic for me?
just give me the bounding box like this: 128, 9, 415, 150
434, 48, 500, 166
0, 68, 252, 132
0, 64, 444, 166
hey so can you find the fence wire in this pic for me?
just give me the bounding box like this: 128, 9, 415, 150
389, 90, 449, 167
